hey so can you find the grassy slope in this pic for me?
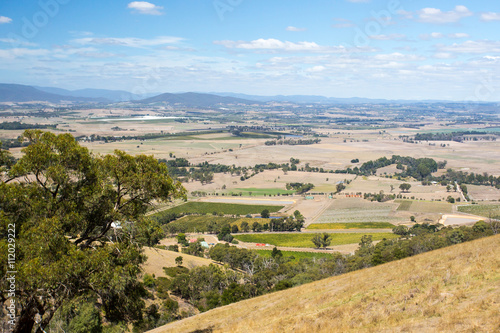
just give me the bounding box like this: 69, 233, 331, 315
148, 235, 500, 333
142, 247, 214, 277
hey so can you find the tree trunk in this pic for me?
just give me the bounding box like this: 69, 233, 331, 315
13, 304, 37, 333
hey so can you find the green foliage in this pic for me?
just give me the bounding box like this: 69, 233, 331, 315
175, 256, 183, 266
143, 274, 156, 288
0, 130, 186, 332
260, 209, 270, 218
392, 225, 410, 237
311, 233, 331, 248
163, 266, 189, 277
286, 182, 315, 194
217, 225, 233, 242
271, 247, 282, 258
182, 240, 205, 257
48, 298, 102, 333
177, 233, 188, 246
0, 121, 56, 130
399, 183, 411, 192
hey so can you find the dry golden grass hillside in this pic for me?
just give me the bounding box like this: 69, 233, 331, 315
148, 235, 500, 333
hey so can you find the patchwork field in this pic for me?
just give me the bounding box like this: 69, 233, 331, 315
466, 184, 500, 201
396, 200, 453, 214
345, 176, 457, 201
234, 232, 399, 248
306, 222, 395, 230
457, 204, 500, 218
314, 198, 400, 224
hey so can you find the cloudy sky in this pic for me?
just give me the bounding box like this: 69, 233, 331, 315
0, 0, 499, 100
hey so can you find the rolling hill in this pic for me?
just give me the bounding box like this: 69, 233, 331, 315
148, 234, 500, 333
135, 92, 262, 107
0, 83, 104, 103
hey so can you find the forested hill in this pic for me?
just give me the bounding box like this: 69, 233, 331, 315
148, 234, 500, 333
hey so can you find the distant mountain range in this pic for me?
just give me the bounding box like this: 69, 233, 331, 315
135, 92, 262, 107
0, 84, 103, 103
0, 83, 495, 105
34, 86, 157, 102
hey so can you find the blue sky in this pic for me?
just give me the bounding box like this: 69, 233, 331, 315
0, 0, 499, 100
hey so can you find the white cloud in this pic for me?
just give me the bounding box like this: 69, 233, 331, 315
480, 12, 500, 21
374, 53, 425, 61
433, 52, 455, 59
448, 33, 469, 39
307, 65, 326, 72
215, 38, 340, 53
73, 36, 183, 48
332, 18, 355, 28
0, 16, 12, 24
369, 34, 406, 41
419, 32, 444, 40
127, 2, 163, 15
416, 5, 473, 24
436, 40, 500, 54
286, 26, 307, 32
0, 48, 49, 59
0, 38, 37, 47
214, 38, 377, 54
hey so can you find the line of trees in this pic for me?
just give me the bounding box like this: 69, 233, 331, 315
265, 138, 321, 146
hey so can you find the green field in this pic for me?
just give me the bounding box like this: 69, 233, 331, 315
306, 222, 395, 230
234, 233, 399, 248
233, 188, 295, 196
396, 200, 413, 211
165, 216, 273, 233
157, 202, 284, 216
457, 204, 500, 218
255, 250, 335, 262
166, 216, 238, 233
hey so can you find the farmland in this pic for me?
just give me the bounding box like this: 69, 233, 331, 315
154, 202, 284, 216
314, 198, 400, 224
457, 204, 500, 218
255, 250, 335, 262
306, 222, 395, 229
164, 215, 273, 233
396, 200, 453, 213
234, 232, 399, 248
